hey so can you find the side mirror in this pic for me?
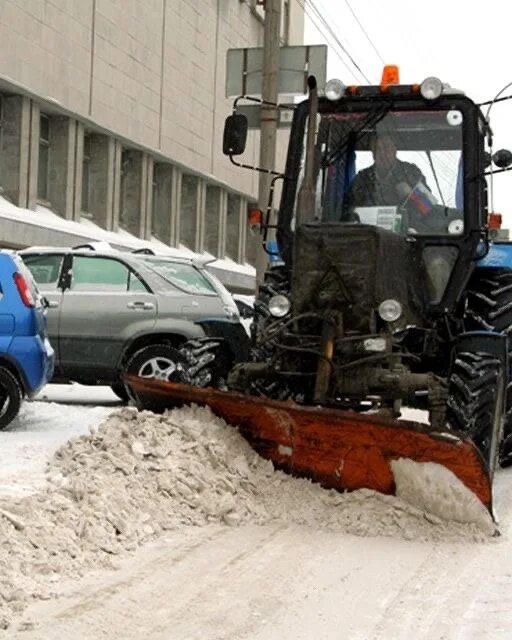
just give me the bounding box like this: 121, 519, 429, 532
223, 114, 248, 156
493, 149, 512, 169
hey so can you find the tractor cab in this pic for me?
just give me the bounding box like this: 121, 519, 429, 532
277, 71, 489, 310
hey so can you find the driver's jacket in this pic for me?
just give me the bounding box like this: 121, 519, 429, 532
343, 160, 428, 212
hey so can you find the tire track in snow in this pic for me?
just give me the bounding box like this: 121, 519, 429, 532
367, 469, 512, 639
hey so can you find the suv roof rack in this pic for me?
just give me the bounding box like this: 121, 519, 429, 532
73, 243, 97, 250
72, 241, 113, 251
131, 248, 156, 255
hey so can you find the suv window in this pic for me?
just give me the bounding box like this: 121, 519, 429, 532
71, 256, 148, 292
22, 254, 64, 286
143, 259, 216, 295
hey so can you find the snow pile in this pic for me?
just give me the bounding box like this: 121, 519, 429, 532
0, 406, 498, 629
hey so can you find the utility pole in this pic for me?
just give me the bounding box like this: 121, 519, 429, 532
255, 0, 281, 287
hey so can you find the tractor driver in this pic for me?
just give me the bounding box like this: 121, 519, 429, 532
341, 133, 434, 221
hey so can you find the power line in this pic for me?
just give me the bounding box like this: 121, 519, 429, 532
343, 0, 385, 65
297, 0, 363, 83
308, 0, 372, 83
298, 0, 370, 84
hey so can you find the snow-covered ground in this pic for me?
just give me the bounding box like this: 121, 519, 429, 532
1, 386, 512, 638
0, 385, 119, 499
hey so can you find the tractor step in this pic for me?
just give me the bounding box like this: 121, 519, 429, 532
124, 374, 494, 516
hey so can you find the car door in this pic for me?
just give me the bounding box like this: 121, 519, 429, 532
58, 254, 157, 379
20, 252, 65, 369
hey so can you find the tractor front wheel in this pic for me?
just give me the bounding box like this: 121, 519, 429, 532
446, 350, 504, 471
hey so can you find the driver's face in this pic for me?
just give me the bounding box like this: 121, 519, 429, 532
372, 136, 397, 171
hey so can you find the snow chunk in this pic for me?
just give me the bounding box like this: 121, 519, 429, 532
391, 458, 496, 535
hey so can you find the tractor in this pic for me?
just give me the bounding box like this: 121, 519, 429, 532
127, 68, 512, 515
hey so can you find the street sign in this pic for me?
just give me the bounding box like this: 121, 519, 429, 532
237, 104, 295, 129
226, 44, 327, 98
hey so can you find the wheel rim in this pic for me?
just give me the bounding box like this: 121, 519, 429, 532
138, 356, 179, 381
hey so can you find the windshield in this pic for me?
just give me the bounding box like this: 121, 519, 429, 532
308, 108, 465, 236
142, 258, 217, 295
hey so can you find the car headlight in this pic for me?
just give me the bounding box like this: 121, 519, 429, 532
325, 78, 345, 101
268, 294, 291, 318
420, 77, 443, 101
378, 299, 402, 323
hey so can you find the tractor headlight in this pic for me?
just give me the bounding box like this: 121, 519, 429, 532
325, 78, 346, 101
448, 219, 464, 235
420, 77, 443, 101
268, 294, 291, 318
378, 299, 402, 323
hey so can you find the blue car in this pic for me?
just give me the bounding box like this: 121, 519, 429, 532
0, 251, 54, 429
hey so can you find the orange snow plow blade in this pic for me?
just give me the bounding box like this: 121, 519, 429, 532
124, 375, 493, 513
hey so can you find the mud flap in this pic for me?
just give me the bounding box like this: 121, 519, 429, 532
124, 373, 494, 515
451, 331, 508, 478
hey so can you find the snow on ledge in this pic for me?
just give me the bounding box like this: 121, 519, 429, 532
0, 196, 256, 279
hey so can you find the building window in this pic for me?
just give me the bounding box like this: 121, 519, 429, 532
37, 114, 50, 201
119, 148, 130, 228
205, 184, 220, 257
226, 193, 241, 261
151, 163, 172, 244
245, 201, 258, 265
281, 0, 290, 45
81, 132, 92, 214
151, 172, 159, 234
180, 174, 198, 250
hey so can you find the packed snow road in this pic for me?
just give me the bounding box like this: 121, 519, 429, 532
1, 385, 512, 639
8, 512, 512, 640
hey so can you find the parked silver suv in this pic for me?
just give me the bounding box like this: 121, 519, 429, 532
20, 243, 249, 399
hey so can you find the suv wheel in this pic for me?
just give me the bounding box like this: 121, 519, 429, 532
0, 367, 23, 430
125, 344, 188, 383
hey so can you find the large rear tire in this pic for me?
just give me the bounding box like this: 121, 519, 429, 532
465, 268, 512, 334
464, 268, 512, 466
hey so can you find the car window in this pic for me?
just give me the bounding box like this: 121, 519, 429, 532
71, 256, 148, 292
22, 254, 64, 286
143, 259, 216, 295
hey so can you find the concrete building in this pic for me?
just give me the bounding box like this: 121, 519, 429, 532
0, 0, 305, 291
